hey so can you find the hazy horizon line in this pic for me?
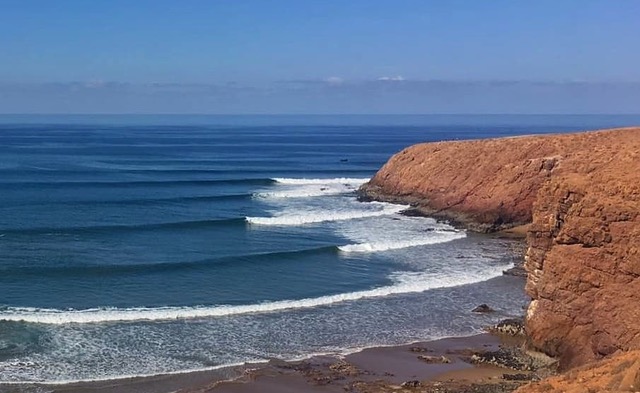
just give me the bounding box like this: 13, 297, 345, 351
2, 113, 640, 116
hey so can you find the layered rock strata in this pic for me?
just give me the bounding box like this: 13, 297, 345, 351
359, 128, 640, 369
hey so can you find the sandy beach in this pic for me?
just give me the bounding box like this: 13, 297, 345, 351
8, 327, 547, 393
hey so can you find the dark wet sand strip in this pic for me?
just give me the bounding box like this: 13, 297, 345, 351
25, 333, 533, 393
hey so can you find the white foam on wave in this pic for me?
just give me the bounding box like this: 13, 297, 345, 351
255, 177, 368, 199
272, 177, 369, 185
254, 183, 358, 199
0, 361, 252, 386
335, 214, 467, 255
246, 202, 406, 226
0, 263, 509, 325
338, 230, 466, 253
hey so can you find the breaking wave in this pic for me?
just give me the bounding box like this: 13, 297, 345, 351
0, 263, 510, 325
338, 230, 466, 252
246, 202, 406, 226
251, 177, 370, 199
272, 177, 369, 185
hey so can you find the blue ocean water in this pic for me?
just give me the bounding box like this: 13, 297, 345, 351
0, 115, 638, 384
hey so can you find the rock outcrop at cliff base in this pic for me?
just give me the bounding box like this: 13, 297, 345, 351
359, 128, 640, 370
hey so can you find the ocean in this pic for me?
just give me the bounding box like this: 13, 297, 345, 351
1, 114, 638, 386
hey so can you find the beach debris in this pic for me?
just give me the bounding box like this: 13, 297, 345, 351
472, 304, 495, 313
417, 355, 451, 364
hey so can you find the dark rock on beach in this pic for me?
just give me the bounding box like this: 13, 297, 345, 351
471, 348, 533, 371
502, 373, 535, 381
472, 304, 495, 313
400, 380, 421, 387
489, 318, 526, 337
417, 355, 452, 364
409, 346, 433, 353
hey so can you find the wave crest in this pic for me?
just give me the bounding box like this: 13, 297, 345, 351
246, 203, 406, 226
338, 230, 466, 252
253, 184, 357, 199
272, 177, 369, 185
0, 263, 510, 325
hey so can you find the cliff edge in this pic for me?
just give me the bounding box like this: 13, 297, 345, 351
359, 128, 640, 371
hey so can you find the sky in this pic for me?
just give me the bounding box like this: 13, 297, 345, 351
1, 0, 639, 114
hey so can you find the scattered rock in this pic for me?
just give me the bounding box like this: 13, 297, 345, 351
409, 346, 433, 353
311, 375, 332, 385
417, 355, 451, 364
471, 350, 528, 371
502, 373, 533, 381
328, 360, 360, 376
489, 318, 525, 336
472, 304, 495, 313
401, 380, 421, 387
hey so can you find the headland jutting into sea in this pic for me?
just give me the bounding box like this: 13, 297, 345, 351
190, 126, 640, 392
358, 127, 640, 392
2, 123, 638, 393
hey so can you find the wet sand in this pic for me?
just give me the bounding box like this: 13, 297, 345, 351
17, 332, 534, 393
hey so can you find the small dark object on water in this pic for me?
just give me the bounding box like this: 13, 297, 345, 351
340, 158, 349, 162
472, 304, 495, 313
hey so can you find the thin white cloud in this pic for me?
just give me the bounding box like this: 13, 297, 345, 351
324, 76, 344, 85
377, 75, 405, 81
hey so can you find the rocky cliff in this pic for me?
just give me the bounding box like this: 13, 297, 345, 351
359, 128, 640, 370
515, 349, 640, 393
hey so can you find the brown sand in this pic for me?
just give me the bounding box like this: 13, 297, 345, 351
200, 334, 531, 393
5, 333, 531, 393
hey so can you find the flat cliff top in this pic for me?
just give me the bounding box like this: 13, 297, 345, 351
361, 127, 640, 232
362, 127, 640, 377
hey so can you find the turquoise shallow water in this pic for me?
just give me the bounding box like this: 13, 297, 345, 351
0, 114, 638, 384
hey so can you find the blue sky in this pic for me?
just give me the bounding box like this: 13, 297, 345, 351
1, 0, 639, 114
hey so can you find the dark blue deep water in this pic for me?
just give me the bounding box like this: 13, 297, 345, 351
0, 114, 638, 384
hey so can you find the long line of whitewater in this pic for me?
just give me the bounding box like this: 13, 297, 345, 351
0, 263, 509, 325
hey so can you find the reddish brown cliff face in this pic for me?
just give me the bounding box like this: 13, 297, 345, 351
361, 133, 579, 232
516, 349, 640, 393
360, 128, 640, 369
525, 134, 640, 368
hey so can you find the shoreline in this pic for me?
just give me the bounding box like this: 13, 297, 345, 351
15, 331, 538, 393
2, 231, 531, 393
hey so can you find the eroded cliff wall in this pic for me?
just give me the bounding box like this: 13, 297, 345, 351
360, 128, 640, 368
